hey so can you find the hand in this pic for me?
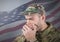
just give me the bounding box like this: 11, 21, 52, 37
22, 24, 37, 41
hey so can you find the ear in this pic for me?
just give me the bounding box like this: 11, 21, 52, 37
41, 14, 46, 21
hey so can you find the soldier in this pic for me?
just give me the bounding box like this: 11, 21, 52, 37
13, 3, 60, 42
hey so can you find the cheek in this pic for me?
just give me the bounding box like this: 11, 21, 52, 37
33, 18, 39, 24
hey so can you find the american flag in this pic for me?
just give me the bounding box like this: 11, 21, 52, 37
0, 0, 60, 42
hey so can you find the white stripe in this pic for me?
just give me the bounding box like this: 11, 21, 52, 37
0, 29, 22, 41
46, 17, 55, 22
0, 20, 60, 41
0, 20, 26, 31
0, 0, 32, 12
54, 22, 60, 28
0, 14, 60, 41
46, 2, 60, 16
46, 11, 60, 22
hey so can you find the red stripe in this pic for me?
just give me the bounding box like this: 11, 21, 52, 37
0, 26, 60, 42
57, 26, 60, 32
51, 18, 60, 25
0, 18, 60, 35
46, 7, 60, 19
0, 23, 25, 35
0, 7, 60, 35
57, 26, 60, 29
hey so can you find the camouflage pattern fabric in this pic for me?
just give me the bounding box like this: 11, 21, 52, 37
13, 22, 60, 42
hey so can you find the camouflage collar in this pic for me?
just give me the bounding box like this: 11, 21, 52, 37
39, 22, 53, 37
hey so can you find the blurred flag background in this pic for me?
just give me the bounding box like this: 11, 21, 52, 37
0, 0, 60, 42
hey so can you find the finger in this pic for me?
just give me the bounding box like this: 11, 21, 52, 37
22, 26, 26, 33
22, 29, 26, 35
32, 24, 37, 31
24, 25, 31, 30
22, 26, 28, 34
22, 29, 24, 33
23, 26, 26, 31
22, 28, 24, 31
26, 23, 36, 30
23, 25, 32, 32
26, 23, 35, 30
34, 24, 39, 28
26, 23, 33, 29
23, 25, 28, 31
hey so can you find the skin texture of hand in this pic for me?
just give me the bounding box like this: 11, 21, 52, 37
22, 23, 37, 41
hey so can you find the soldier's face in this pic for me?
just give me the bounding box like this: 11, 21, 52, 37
25, 13, 45, 30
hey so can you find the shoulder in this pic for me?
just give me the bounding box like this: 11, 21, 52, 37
50, 27, 60, 34
13, 35, 25, 42
49, 27, 60, 36
46, 27, 60, 42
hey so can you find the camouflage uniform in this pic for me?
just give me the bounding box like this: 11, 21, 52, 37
13, 22, 60, 42
13, 4, 60, 42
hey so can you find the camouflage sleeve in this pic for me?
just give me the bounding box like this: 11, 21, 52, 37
47, 28, 60, 42
50, 31, 60, 42
13, 35, 26, 42
42, 28, 60, 42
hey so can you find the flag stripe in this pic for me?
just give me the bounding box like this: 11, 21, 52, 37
52, 18, 60, 25
0, 16, 60, 41
0, 0, 60, 42
46, 2, 60, 16
0, 20, 26, 31
0, 26, 60, 42
0, 11, 60, 35
0, 29, 22, 41
46, 7, 60, 19
0, 37, 15, 42
0, 16, 60, 35
54, 22, 60, 28
47, 11, 60, 22
0, 23, 25, 35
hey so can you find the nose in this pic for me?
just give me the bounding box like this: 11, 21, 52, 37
26, 18, 33, 25
25, 15, 32, 23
